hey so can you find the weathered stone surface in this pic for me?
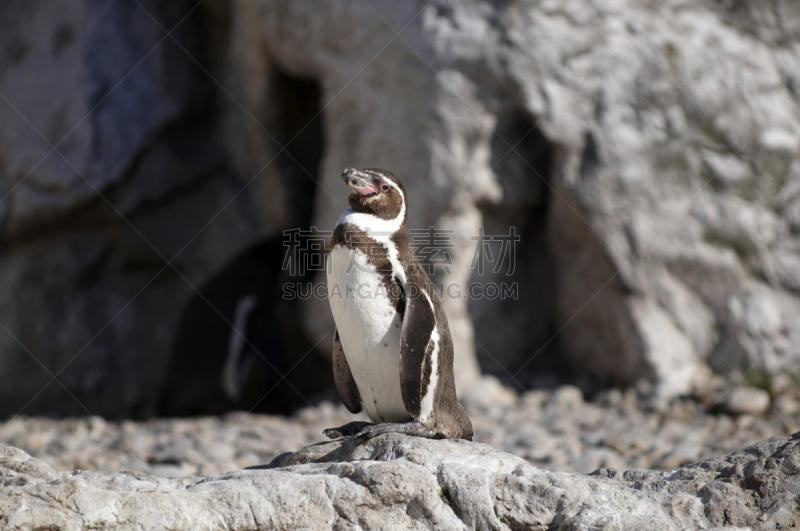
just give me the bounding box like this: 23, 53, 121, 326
3, 0, 800, 417
230, 0, 800, 396
0, 0, 328, 417
0, 0, 257, 417
2, 432, 800, 530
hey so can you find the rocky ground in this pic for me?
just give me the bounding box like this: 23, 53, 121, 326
1, 377, 797, 479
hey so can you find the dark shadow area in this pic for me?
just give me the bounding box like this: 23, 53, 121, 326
159, 68, 333, 416
159, 236, 334, 416
468, 109, 566, 391
269, 68, 325, 230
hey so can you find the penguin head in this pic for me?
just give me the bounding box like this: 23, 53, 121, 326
342, 167, 406, 222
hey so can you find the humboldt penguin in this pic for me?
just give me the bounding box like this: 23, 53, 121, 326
324, 167, 473, 440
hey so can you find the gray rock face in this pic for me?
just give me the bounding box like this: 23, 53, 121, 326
2, 433, 800, 530
3, 0, 800, 417
0, 0, 328, 416
250, 0, 800, 395
0, 0, 255, 416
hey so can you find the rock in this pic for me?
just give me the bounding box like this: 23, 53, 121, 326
0, 445, 59, 481
770, 374, 794, 395
4, 0, 800, 417
223, 0, 800, 397
460, 375, 518, 410
722, 386, 771, 416
773, 395, 800, 417
3, 433, 800, 530
1, 391, 792, 480
314, 0, 800, 393
0, 0, 332, 417
547, 385, 584, 409
656, 437, 703, 470
594, 388, 625, 407
702, 149, 752, 189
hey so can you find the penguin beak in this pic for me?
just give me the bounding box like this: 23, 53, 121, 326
342, 168, 378, 196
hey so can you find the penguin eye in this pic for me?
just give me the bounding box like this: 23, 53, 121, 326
380, 183, 390, 192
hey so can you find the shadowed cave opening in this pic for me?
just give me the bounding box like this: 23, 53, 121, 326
159, 69, 333, 416
468, 110, 567, 391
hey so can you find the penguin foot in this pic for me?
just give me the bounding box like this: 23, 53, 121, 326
354, 421, 435, 440
323, 421, 373, 439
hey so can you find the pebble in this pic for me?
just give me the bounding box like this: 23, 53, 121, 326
0, 383, 795, 476
460, 375, 519, 409
547, 385, 584, 409
773, 395, 800, 417
770, 374, 793, 395
721, 386, 771, 416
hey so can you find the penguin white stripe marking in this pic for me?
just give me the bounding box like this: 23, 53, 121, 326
418, 290, 439, 425
421, 286, 436, 313
419, 328, 439, 424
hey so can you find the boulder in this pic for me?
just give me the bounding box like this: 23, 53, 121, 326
3, 0, 800, 418
0, 0, 329, 417
240, 0, 800, 395
3, 433, 800, 530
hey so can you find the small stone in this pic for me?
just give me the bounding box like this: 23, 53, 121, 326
622, 388, 639, 408
721, 386, 770, 416
548, 385, 584, 409
770, 374, 793, 395
593, 388, 623, 407
520, 390, 548, 410
635, 379, 653, 397
642, 394, 670, 414
702, 149, 752, 187
759, 128, 799, 155
461, 375, 518, 410
773, 395, 800, 417
658, 441, 702, 470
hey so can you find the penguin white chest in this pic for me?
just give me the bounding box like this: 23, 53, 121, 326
327, 243, 410, 423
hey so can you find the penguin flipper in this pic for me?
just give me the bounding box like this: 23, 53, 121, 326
333, 329, 363, 414
399, 270, 436, 418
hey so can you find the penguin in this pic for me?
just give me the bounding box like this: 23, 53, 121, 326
323, 167, 473, 441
